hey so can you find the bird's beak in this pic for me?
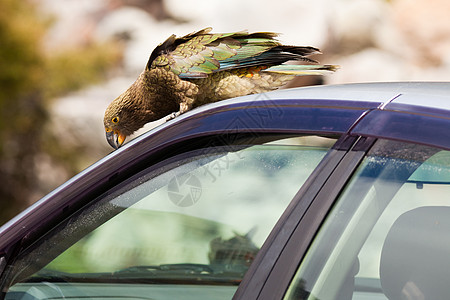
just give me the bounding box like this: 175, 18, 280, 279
106, 129, 126, 149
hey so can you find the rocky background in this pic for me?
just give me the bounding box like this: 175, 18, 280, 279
1, 0, 449, 224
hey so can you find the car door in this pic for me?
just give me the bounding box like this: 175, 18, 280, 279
0, 96, 378, 300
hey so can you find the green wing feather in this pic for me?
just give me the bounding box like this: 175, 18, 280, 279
147, 28, 337, 78
264, 64, 339, 76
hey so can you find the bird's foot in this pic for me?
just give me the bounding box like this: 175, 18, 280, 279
166, 111, 181, 121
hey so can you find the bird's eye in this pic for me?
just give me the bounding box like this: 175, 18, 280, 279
112, 117, 119, 124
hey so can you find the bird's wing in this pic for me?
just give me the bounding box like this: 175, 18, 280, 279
147, 28, 322, 79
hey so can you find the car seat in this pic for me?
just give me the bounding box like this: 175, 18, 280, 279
380, 206, 450, 300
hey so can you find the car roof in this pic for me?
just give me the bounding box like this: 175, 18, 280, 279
191, 81, 450, 111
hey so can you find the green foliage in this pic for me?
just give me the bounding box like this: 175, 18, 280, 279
0, 0, 47, 222
0, 0, 121, 224
0, 1, 46, 101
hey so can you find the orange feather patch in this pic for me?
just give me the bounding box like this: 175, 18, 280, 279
236, 66, 268, 78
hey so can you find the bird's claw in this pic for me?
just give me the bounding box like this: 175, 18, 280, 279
166, 111, 180, 121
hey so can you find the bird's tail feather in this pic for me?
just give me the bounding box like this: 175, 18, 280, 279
264, 64, 339, 76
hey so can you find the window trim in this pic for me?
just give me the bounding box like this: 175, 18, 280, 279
352, 108, 450, 151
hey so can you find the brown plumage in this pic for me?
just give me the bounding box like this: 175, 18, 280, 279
104, 27, 338, 149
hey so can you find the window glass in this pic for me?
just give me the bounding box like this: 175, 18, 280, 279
285, 140, 450, 300
6, 135, 336, 300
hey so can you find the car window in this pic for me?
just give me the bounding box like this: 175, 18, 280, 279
284, 140, 450, 300
5, 135, 337, 300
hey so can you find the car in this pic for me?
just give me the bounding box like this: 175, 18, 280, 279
1, 81, 450, 300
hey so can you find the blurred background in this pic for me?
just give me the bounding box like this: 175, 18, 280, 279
1, 0, 450, 225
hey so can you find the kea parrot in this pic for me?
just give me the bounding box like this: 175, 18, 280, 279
104, 27, 338, 149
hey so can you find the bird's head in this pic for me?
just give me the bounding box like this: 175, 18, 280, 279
104, 100, 130, 149
104, 88, 159, 149
103, 72, 169, 149
104, 93, 151, 149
